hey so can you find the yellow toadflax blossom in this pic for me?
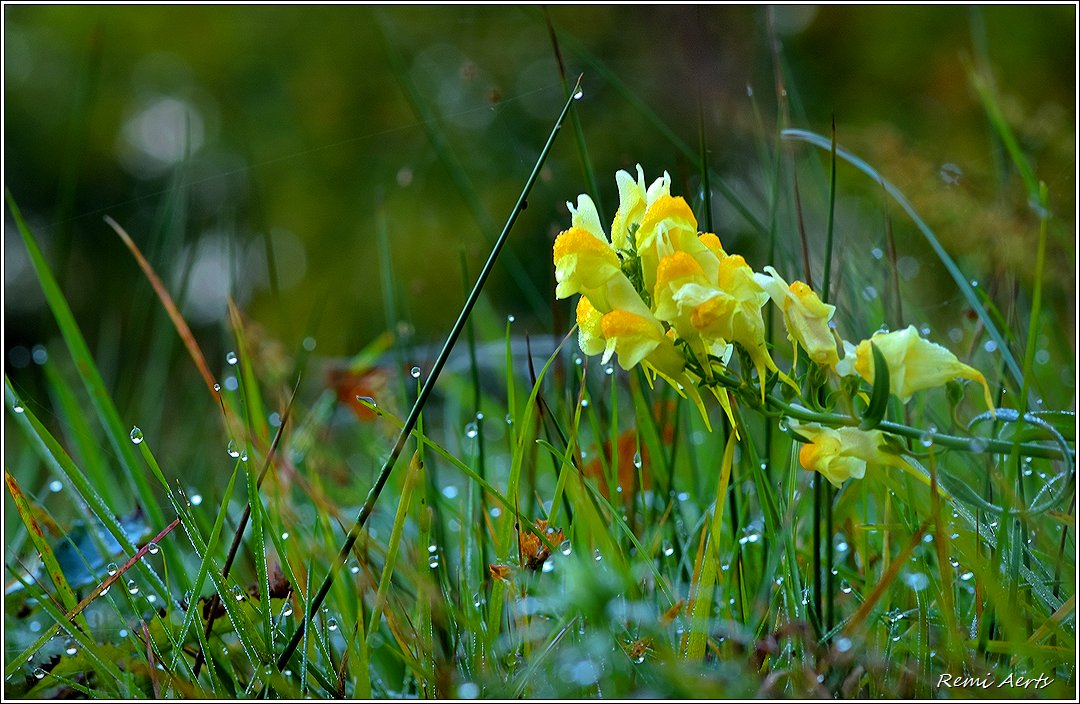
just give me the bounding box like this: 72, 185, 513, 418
788, 420, 912, 488
851, 325, 995, 413
754, 266, 840, 369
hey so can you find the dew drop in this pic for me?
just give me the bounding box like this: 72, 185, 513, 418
356, 395, 376, 408
593, 548, 603, 562
960, 571, 974, 581
939, 162, 962, 185
920, 426, 936, 448
542, 560, 555, 573
226, 440, 240, 458
281, 602, 294, 617
903, 572, 929, 591
603, 364, 615, 375
127, 579, 139, 595
240, 450, 248, 462
662, 542, 674, 557
64, 639, 78, 656
580, 398, 589, 408
327, 616, 339, 631
231, 585, 245, 601
349, 561, 360, 574
147, 542, 160, 555
428, 554, 440, 569
226, 351, 238, 365
410, 366, 421, 379
840, 580, 853, 594
48, 480, 63, 493
33, 667, 46, 680
464, 422, 479, 439
107, 563, 118, 576
632, 451, 642, 469
12, 401, 24, 414
573, 90, 583, 100
281, 531, 289, 540
507, 314, 516, 324
505, 413, 513, 425
190, 493, 203, 506
129, 426, 144, 445
213, 383, 221, 392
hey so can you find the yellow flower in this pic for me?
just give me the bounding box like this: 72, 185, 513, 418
610, 165, 671, 250
553, 226, 620, 300
599, 308, 714, 430
600, 309, 683, 375
755, 266, 839, 369
634, 195, 711, 296
788, 420, 911, 488
852, 325, 995, 412
652, 251, 731, 361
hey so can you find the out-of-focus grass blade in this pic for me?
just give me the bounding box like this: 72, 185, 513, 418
684, 432, 735, 660
780, 130, 1023, 388
5, 192, 166, 530
367, 451, 425, 643
104, 215, 218, 398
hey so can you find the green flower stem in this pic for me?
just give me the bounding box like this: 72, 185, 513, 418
765, 397, 1069, 462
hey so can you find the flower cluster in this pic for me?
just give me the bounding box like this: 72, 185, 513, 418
554, 166, 995, 487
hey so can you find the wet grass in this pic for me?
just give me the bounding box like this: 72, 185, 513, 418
4, 14, 1076, 700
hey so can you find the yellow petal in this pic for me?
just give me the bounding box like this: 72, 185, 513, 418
576, 296, 606, 357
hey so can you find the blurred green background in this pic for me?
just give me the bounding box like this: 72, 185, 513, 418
5, 5, 1075, 466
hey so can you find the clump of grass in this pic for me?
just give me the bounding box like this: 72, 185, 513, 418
5, 21, 1074, 702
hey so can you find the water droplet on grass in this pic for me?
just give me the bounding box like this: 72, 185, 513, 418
107, 563, 118, 576
327, 617, 339, 631
573, 90, 583, 100
64, 640, 78, 656
428, 554, 440, 569
410, 366, 421, 378
213, 383, 221, 392
12, 401, 24, 414
226, 440, 240, 458
464, 422, 478, 439
231, 585, 244, 601
127, 580, 139, 595
560, 539, 572, 556
507, 314, 516, 323
662, 542, 674, 557
632, 451, 642, 469
130, 426, 144, 444
356, 395, 376, 408
147, 542, 159, 555
48, 480, 63, 493
939, 162, 962, 185
226, 351, 238, 365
